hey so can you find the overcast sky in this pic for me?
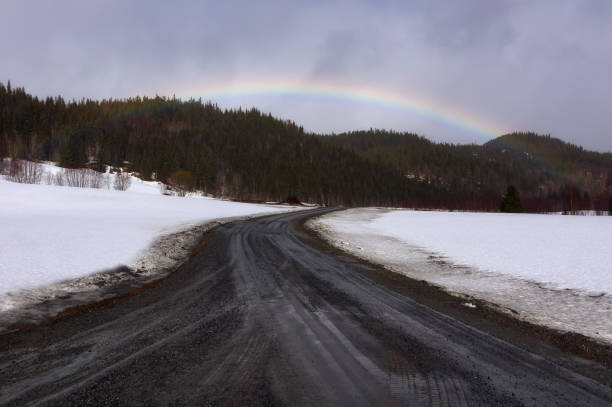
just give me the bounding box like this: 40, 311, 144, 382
2, 0, 611, 151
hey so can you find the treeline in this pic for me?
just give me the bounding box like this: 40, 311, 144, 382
323, 130, 612, 212
2, 82, 611, 211
0, 82, 433, 206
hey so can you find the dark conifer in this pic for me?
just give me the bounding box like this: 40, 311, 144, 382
500, 185, 524, 213
1, 82, 612, 211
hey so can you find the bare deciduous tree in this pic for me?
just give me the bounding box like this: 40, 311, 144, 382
7, 160, 43, 184
44, 171, 55, 185
40, 167, 108, 189
62, 168, 106, 189
7, 160, 128, 191
65, 168, 87, 188
113, 172, 131, 191
54, 171, 65, 186
0, 158, 10, 175
88, 170, 105, 189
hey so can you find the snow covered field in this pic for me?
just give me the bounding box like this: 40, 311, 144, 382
0, 166, 298, 319
309, 208, 612, 343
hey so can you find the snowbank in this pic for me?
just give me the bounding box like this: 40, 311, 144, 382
309, 208, 612, 343
0, 170, 298, 316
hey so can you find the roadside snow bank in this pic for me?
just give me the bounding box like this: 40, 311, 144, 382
308, 208, 612, 344
0, 177, 299, 320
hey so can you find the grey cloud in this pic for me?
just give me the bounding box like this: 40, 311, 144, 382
1, 0, 611, 151
416, 0, 516, 50
310, 31, 358, 78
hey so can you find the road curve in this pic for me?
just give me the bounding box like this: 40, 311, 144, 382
1, 208, 611, 406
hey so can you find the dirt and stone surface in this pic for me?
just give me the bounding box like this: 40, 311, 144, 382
1, 208, 611, 406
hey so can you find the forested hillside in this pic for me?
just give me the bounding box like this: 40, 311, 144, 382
2, 82, 611, 211
324, 130, 612, 212
0, 82, 433, 206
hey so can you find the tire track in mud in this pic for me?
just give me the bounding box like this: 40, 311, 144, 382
0, 208, 611, 406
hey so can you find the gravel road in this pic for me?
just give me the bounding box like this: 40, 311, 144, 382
1, 208, 611, 406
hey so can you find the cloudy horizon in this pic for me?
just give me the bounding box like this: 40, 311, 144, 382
2, 0, 611, 151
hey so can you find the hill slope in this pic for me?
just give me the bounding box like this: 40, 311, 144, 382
0, 83, 432, 207
324, 130, 612, 212
1, 82, 611, 211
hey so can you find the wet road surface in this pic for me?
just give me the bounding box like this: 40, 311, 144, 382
1, 208, 611, 406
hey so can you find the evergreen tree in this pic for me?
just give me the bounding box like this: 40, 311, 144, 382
500, 185, 524, 213
60, 129, 89, 168
2, 82, 612, 211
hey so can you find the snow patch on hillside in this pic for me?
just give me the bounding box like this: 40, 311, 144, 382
309, 208, 612, 344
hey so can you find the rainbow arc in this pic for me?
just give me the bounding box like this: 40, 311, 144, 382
177, 79, 509, 140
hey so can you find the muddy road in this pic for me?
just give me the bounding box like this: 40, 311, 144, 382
1, 209, 611, 406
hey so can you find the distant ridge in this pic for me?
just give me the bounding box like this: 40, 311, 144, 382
324, 130, 612, 212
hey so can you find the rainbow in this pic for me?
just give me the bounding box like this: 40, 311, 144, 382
175, 78, 510, 140
176, 81, 580, 180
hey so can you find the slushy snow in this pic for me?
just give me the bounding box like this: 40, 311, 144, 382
310, 208, 612, 343
0, 167, 296, 315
